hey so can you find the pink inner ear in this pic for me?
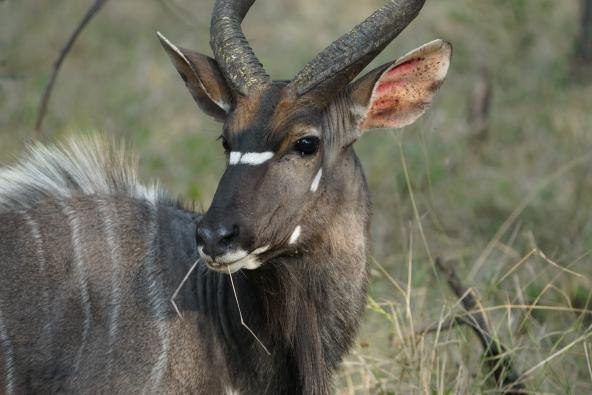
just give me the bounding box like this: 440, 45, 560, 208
375, 59, 421, 95
359, 40, 451, 130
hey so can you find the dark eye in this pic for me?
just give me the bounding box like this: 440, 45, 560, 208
294, 136, 320, 156
220, 137, 231, 153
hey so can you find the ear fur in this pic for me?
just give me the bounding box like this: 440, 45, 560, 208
349, 39, 452, 131
157, 32, 233, 121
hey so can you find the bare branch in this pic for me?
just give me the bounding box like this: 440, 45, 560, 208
414, 315, 473, 336
154, 0, 203, 27
435, 258, 526, 394
34, 0, 109, 137
468, 69, 493, 145
577, 0, 592, 65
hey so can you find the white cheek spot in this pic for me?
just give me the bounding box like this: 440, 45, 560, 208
310, 168, 322, 192
289, 225, 301, 245
240, 152, 274, 165
251, 245, 270, 255
224, 255, 263, 273
229, 152, 242, 165
225, 386, 241, 395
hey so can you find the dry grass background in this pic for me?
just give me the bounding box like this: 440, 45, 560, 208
1, 0, 592, 393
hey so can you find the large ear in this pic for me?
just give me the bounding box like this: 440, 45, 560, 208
157, 32, 234, 121
348, 39, 451, 132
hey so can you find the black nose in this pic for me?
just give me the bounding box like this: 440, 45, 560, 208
197, 222, 240, 258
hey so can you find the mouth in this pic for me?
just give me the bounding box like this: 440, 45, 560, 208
198, 245, 271, 274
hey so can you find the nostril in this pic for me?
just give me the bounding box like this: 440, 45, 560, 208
196, 227, 210, 246
219, 224, 240, 246
199, 222, 242, 258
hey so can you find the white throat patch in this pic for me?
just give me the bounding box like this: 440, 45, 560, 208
199, 245, 271, 274
229, 151, 274, 166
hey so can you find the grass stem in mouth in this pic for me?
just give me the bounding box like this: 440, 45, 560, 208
228, 266, 271, 356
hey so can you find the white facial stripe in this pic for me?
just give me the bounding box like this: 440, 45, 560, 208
228, 151, 274, 166
229, 152, 242, 165
289, 226, 301, 245
239, 152, 274, 165
310, 168, 322, 192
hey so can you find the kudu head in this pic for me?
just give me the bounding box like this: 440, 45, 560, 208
158, 0, 451, 273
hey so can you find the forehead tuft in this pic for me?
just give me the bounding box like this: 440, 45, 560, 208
223, 84, 322, 145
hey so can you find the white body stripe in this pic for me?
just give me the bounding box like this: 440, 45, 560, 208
0, 308, 15, 395
228, 151, 274, 166
145, 204, 170, 392
20, 210, 54, 359
97, 199, 122, 376
310, 169, 322, 192
60, 201, 92, 373
20, 211, 49, 316
289, 226, 301, 245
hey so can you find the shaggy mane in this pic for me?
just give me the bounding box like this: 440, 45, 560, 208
0, 135, 174, 212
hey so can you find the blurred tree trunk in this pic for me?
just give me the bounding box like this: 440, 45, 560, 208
576, 0, 592, 65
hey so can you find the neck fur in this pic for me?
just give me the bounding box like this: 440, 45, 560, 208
192, 204, 368, 394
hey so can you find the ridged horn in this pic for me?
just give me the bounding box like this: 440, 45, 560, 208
290, 0, 426, 97
210, 0, 270, 95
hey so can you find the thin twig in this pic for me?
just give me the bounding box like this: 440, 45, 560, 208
227, 267, 271, 356
436, 258, 526, 394
34, 0, 109, 136
154, 0, 200, 27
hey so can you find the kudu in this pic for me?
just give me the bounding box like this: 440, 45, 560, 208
0, 0, 451, 393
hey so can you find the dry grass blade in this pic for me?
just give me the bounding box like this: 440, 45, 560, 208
227, 267, 271, 356
436, 258, 525, 394
395, 135, 434, 265
585, 341, 592, 383
536, 249, 586, 279
469, 152, 592, 280
519, 325, 592, 379
371, 257, 407, 299
34, 0, 109, 136
170, 258, 199, 319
